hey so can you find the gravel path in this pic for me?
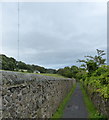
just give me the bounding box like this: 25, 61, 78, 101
62, 83, 88, 118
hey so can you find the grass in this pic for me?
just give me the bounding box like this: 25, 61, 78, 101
80, 83, 107, 119
36, 73, 66, 78
51, 84, 76, 119
1, 70, 66, 78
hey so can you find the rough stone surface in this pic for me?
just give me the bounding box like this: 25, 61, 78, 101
0, 71, 76, 118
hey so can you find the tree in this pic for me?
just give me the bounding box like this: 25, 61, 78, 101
0, 54, 48, 73
64, 67, 72, 78
77, 49, 106, 74
57, 67, 73, 78
71, 65, 79, 78
85, 49, 106, 67
17, 61, 27, 70
46, 69, 56, 74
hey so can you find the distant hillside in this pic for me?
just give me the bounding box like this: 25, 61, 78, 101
0, 54, 56, 74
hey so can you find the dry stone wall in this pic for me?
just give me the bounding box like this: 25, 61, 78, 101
0, 71, 76, 119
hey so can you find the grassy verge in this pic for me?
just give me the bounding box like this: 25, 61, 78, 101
37, 73, 66, 78
52, 84, 76, 119
0, 70, 67, 78
80, 84, 107, 119
1, 70, 66, 78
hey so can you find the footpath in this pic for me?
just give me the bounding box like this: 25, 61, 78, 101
62, 83, 88, 118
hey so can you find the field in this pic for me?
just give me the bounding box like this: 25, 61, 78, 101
36, 73, 66, 78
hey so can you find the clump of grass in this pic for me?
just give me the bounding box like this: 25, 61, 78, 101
80, 84, 107, 119
51, 84, 76, 119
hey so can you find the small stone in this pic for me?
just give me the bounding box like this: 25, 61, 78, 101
5, 95, 12, 103
12, 92, 18, 100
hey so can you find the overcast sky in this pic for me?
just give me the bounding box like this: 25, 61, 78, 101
0, 2, 107, 69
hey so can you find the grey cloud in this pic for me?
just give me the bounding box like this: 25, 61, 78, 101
1, 2, 107, 69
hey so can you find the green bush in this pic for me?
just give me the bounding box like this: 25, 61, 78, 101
82, 65, 109, 99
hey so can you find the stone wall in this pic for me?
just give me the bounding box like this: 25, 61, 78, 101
84, 85, 109, 118
0, 71, 76, 118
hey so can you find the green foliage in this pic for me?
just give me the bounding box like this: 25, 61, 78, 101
77, 49, 106, 74
86, 60, 98, 74
57, 67, 73, 78
17, 61, 27, 70
57, 65, 87, 80
57, 65, 85, 79
46, 69, 56, 74
78, 49, 109, 113
71, 65, 79, 78
78, 49, 108, 100
37, 73, 66, 78
80, 84, 107, 119
63, 67, 73, 78
0, 54, 54, 74
82, 65, 109, 99
76, 69, 87, 81
1, 55, 17, 71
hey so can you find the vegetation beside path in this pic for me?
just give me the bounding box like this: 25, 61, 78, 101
80, 84, 107, 119
36, 73, 66, 78
1, 49, 108, 118
52, 84, 76, 119
1, 70, 66, 79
